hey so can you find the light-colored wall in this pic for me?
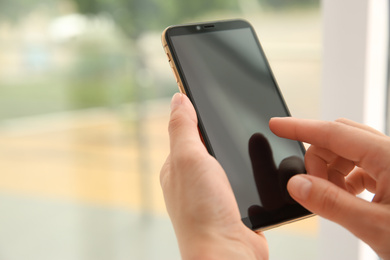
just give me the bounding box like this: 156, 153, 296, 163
320, 0, 388, 259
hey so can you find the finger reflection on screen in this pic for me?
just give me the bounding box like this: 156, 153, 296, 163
248, 133, 305, 215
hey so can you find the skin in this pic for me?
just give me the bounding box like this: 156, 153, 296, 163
270, 117, 390, 260
160, 93, 390, 260
160, 93, 268, 260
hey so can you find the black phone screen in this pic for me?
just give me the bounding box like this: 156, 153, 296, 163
165, 20, 311, 230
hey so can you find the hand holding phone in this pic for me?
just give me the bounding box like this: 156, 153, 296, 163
161, 93, 269, 260
162, 19, 312, 230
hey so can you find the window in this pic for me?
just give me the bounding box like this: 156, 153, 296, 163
0, 1, 321, 259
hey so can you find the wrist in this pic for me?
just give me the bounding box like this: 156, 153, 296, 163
177, 228, 265, 260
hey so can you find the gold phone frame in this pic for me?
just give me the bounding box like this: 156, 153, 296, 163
161, 27, 186, 95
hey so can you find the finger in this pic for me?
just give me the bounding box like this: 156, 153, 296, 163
305, 145, 355, 181
278, 156, 305, 204
168, 93, 206, 156
335, 118, 386, 136
304, 145, 333, 179
327, 157, 355, 190
287, 174, 390, 253
328, 156, 355, 177
305, 146, 355, 190
345, 167, 377, 195
269, 117, 390, 180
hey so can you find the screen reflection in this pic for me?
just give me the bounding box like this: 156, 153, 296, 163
246, 133, 309, 229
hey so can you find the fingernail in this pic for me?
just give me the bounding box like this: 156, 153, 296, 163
171, 93, 183, 110
288, 175, 312, 201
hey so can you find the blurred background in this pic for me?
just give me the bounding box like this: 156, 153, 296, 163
0, 0, 322, 259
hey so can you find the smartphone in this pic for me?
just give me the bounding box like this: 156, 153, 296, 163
162, 19, 313, 231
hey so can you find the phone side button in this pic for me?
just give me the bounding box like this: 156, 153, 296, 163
164, 45, 170, 55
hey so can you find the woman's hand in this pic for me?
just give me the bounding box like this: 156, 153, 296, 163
160, 93, 268, 260
270, 117, 390, 260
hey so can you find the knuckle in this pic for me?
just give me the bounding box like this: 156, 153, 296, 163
335, 117, 348, 124
168, 109, 197, 138
168, 110, 184, 134
174, 147, 204, 170
345, 180, 359, 195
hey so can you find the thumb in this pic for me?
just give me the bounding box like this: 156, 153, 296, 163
168, 93, 210, 169
168, 93, 202, 150
287, 175, 389, 253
